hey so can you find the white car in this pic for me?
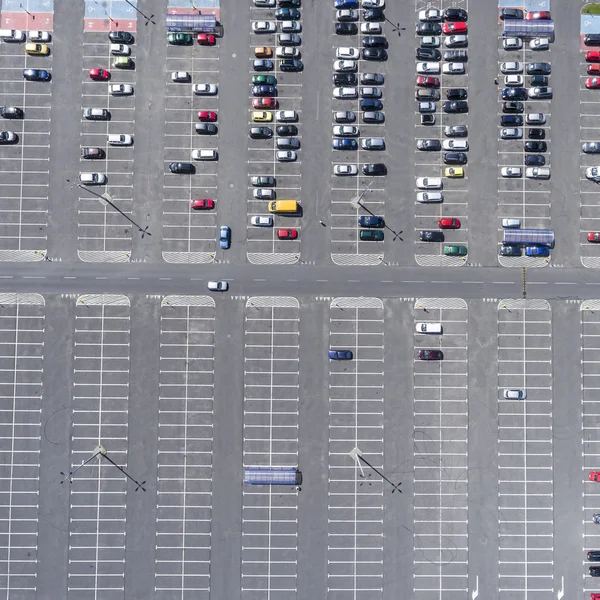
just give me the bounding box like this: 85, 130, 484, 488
109, 84, 133, 96
207, 281, 228, 292
501, 167, 522, 178
500, 61, 523, 74
504, 74, 524, 86
276, 46, 300, 58
443, 62, 465, 75
79, 172, 107, 185
254, 0, 275, 5
252, 21, 277, 33
416, 177, 442, 190
419, 101, 436, 113
442, 139, 468, 150
526, 113, 546, 125
171, 71, 190, 82
334, 60, 357, 72
417, 191, 443, 202
193, 83, 218, 95
415, 322, 442, 334
587, 166, 600, 181
253, 189, 275, 200
421, 36, 440, 47
333, 164, 358, 176
526, 167, 550, 179
504, 389, 526, 400
280, 20, 301, 32
417, 62, 441, 74
502, 218, 521, 228
419, 8, 443, 21
362, 0, 385, 7
503, 37, 523, 50
276, 150, 297, 162
110, 44, 131, 56
445, 34, 467, 47
361, 22, 382, 34
530, 38, 549, 51
276, 110, 298, 122
333, 87, 358, 99
251, 215, 274, 226
336, 47, 359, 60
28, 31, 51, 42
501, 128, 523, 139
107, 134, 133, 146
333, 125, 359, 137
336, 9, 359, 21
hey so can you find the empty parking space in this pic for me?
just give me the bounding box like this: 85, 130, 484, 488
241, 296, 299, 598
155, 295, 215, 597
327, 297, 384, 599
412, 297, 468, 600
68, 294, 130, 597
79, 31, 136, 263
0, 33, 51, 261
162, 34, 219, 264
0, 293, 44, 597
497, 299, 553, 599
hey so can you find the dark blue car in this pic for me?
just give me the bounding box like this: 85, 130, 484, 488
335, 0, 358, 7
525, 246, 550, 257
23, 68, 50, 81
333, 138, 357, 150
329, 349, 353, 360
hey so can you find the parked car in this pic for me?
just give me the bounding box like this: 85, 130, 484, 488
219, 226, 231, 249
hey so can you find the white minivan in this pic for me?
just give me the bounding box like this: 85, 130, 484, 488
415, 322, 442, 334
192, 149, 218, 161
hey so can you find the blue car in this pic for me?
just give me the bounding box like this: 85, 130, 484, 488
329, 349, 353, 360
23, 68, 50, 81
219, 226, 231, 249
335, 0, 358, 7
525, 246, 550, 257
333, 138, 358, 150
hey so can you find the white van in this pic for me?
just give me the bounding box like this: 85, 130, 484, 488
0, 29, 25, 42
192, 149, 218, 161
415, 322, 442, 334
502, 218, 521, 228
79, 172, 106, 185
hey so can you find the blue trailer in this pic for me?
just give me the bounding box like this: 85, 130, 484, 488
503, 228, 554, 248
243, 466, 302, 485
166, 14, 217, 32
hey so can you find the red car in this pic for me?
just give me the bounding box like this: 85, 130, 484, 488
587, 78, 600, 89
591, 594, 600, 600
438, 217, 461, 229
191, 199, 214, 210
277, 228, 298, 240
590, 472, 600, 482
442, 22, 467, 34
588, 232, 600, 242
589, 64, 600, 74
525, 11, 551, 20
587, 51, 600, 62
253, 97, 276, 109
89, 68, 110, 80
416, 76, 440, 88
198, 111, 217, 121
197, 33, 216, 45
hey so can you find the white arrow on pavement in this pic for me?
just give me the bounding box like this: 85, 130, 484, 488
472, 575, 478, 600
557, 575, 564, 600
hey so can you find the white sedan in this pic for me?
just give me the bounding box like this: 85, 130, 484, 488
500, 61, 523, 74
28, 30, 51, 42
587, 166, 600, 182
171, 71, 190, 82
333, 164, 358, 176
109, 84, 133, 96
503, 37, 523, 50
417, 62, 440, 74
252, 21, 277, 33
207, 281, 229, 292
193, 83, 218, 95
361, 22, 382, 34
525, 167, 550, 179
334, 60, 357, 72
501, 166, 522, 178
336, 47, 360, 60
276, 46, 300, 58
251, 216, 273, 227
254, 0, 275, 5
419, 8, 443, 21
276, 150, 297, 162
530, 38, 549, 51
526, 113, 546, 124
442, 139, 468, 150
443, 62, 465, 75
416, 177, 443, 189
333, 125, 359, 137
362, 0, 385, 7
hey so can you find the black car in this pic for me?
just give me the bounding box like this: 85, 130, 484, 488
364, 8, 385, 21
249, 126, 273, 139
416, 47, 441, 60
0, 106, 23, 119
420, 231, 444, 242
361, 72, 384, 85
362, 36, 387, 48
528, 128, 545, 139
421, 114, 435, 125
275, 7, 300, 19
417, 139, 441, 151
530, 75, 549, 87
252, 175, 276, 186
416, 89, 440, 101
362, 47, 387, 61
108, 31, 134, 44
524, 154, 545, 166
500, 115, 523, 126
444, 50, 468, 61
527, 62, 551, 75
500, 245, 521, 257
169, 162, 195, 174
360, 98, 383, 111
442, 100, 468, 113
501, 88, 527, 100
335, 22, 358, 35
252, 85, 276, 97
500, 8, 523, 20
589, 551, 600, 561
591, 566, 600, 577
334, 73, 357, 86
444, 152, 467, 165
358, 215, 384, 228
362, 163, 386, 176
196, 123, 218, 135
446, 88, 467, 100
502, 101, 524, 113
524, 141, 547, 152
280, 59, 303, 71
416, 22, 442, 35
276, 125, 298, 136
419, 349, 443, 360
279, 0, 300, 6
585, 33, 600, 46
81, 147, 105, 159
0, 131, 18, 144
444, 7, 468, 21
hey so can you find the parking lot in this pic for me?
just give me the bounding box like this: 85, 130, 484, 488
412, 297, 468, 600
327, 297, 384, 598
155, 295, 215, 596
241, 296, 299, 597
497, 299, 553, 599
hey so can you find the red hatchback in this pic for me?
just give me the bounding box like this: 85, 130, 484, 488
89, 68, 110, 80
197, 33, 216, 45
253, 97, 277, 109
442, 22, 467, 34
198, 111, 217, 121
590, 472, 600, 482
587, 78, 600, 89
591, 594, 600, 600
588, 232, 600, 242
416, 76, 440, 88
525, 10, 551, 20
191, 199, 214, 210
277, 228, 298, 240
589, 64, 600, 74
438, 217, 461, 229
587, 51, 600, 62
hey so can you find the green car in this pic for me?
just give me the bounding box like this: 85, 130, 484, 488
359, 230, 384, 241
168, 32, 193, 45
252, 74, 277, 85
444, 245, 467, 256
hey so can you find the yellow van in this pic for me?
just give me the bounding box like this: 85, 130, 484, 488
268, 200, 298, 214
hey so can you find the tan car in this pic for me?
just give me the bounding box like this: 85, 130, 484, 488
254, 46, 273, 58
